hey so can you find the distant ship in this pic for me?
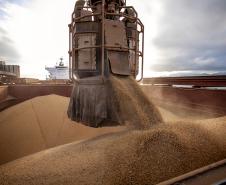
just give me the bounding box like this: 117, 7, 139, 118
45, 58, 69, 80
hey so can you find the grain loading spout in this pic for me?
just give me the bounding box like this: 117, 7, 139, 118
68, 0, 161, 127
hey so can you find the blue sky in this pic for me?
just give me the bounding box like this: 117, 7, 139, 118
0, 0, 226, 79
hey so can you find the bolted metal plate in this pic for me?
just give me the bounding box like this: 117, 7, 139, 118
105, 19, 128, 49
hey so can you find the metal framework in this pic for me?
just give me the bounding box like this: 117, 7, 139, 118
68, 0, 144, 81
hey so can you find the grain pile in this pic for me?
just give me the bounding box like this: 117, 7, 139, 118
0, 95, 125, 165
0, 89, 226, 185
0, 120, 226, 185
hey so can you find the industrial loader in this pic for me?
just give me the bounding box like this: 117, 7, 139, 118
67, 0, 158, 128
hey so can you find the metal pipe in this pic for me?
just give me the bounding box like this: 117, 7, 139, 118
74, 45, 102, 51
74, 45, 138, 52
101, 0, 105, 78
105, 45, 130, 51
74, 13, 101, 21
134, 9, 138, 80
73, 31, 99, 35
137, 25, 144, 82
157, 159, 226, 185
68, 24, 72, 80
141, 28, 144, 80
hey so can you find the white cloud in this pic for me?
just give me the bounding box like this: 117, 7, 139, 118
2, 0, 75, 79
193, 57, 216, 65
127, 0, 165, 77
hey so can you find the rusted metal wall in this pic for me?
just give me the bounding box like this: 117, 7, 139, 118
142, 85, 226, 114
143, 76, 226, 87
8, 85, 73, 100
0, 83, 225, 115
0, 86, 8, 102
